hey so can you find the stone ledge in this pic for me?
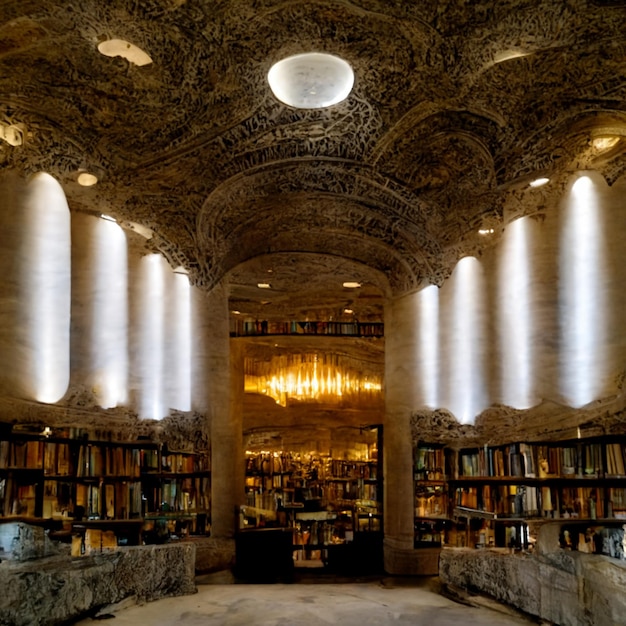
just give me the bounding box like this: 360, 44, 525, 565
0, 543, 196, 626
439, 547, 626, 626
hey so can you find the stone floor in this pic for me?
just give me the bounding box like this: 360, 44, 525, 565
74, 574, 537, 626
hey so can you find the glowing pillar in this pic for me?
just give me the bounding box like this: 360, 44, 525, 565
441, 257, 488, 424
416, 285, 439, 408
137, 254, 166, 420
26, 174, 71, 403
497, 217, 537, 408
559, 175, 607, 406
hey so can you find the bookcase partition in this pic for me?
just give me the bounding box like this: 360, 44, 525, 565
241, 426, 383, 572
0, 425, 211, 554
414, 435, 626, 556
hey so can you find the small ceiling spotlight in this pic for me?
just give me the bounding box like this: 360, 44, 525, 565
78, 172, 99, 187
0, 122, 24, 146
529, 177, 550, 188
478, 228, 494, 235
257, 282, 271, 289
493, 49, 530, 64
97, 38, 153, 66
268, 52, 354, 109
592, 136, 620, 153
342, 281, 361, 288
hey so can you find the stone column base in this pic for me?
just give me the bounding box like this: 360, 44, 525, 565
384, 538, 441, 575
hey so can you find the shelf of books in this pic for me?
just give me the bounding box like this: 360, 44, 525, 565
413, 442, 452, 548
0, 425, 211, 554
240, 427, 383, 572
415, 436, 626, 555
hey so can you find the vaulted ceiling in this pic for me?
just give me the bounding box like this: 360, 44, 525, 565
3, 0, 626, 320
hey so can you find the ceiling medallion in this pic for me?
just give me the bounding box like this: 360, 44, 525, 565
267, 52, 354, 109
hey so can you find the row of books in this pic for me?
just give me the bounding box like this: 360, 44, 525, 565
0, 440, 208, 477
231, 320, 384, 338
454, 485, 626, 519
458, 441, 615, 479
414, 446, 446, 480
415, 484, 447, 518
143, 476, 210, 514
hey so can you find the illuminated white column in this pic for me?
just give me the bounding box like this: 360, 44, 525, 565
71, 213, 128, 408
416, 285, 439, 408
440, 257, 488, 424
558, 175, 607, 406
0, 172, 70, 402
136, 254, 167, 420
497, 217, 538, 408
166, 272, 192, 411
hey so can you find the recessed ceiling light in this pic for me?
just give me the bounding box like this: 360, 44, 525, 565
343, 281, 361, 288
97, 39, 153, 66
78, 172, 99, 186
257, 283, 271, 289
268, 52, 354, 109
0, 122, 24, 146
592, 136, 620, 152
493, 49, 530, 64
529, 177, 550, 188
478, 228, 494, 235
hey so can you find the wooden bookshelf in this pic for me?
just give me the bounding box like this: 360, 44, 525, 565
0, 425, 211, 552
241, 426, 383, 573
415, 435, 626, 554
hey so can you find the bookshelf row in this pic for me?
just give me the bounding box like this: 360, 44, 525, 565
0, 438, 207, 477
230, 319, 384, 338
0, 425, 211, 549
414, 437, 626, 553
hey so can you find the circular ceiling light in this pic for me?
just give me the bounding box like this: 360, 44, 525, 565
77, 172, 98, 187
268, 53, 354, 109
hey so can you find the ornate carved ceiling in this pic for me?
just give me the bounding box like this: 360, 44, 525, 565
2, 0, 626, 318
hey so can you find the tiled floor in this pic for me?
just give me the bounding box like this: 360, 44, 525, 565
74, 575, 536, 625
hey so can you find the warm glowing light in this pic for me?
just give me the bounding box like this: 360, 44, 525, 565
245, 353, 382, 406
343, 281, 361, 288
0, 123, 24, 146
257, 283, 271, 289
28, 173, 71, 403
592, 136, 620, 152
478, 228, 494, 235
529, 177, 550, 188
78, 172, 98, 187
344, 308, 354, 314
559, 176, 606, 406
493, 49, 530, 64
97, 39, 153, 66
268, 53, 354, 109
498, 217, 536, 408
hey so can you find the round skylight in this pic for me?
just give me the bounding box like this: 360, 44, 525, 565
267, 53, 354, 109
